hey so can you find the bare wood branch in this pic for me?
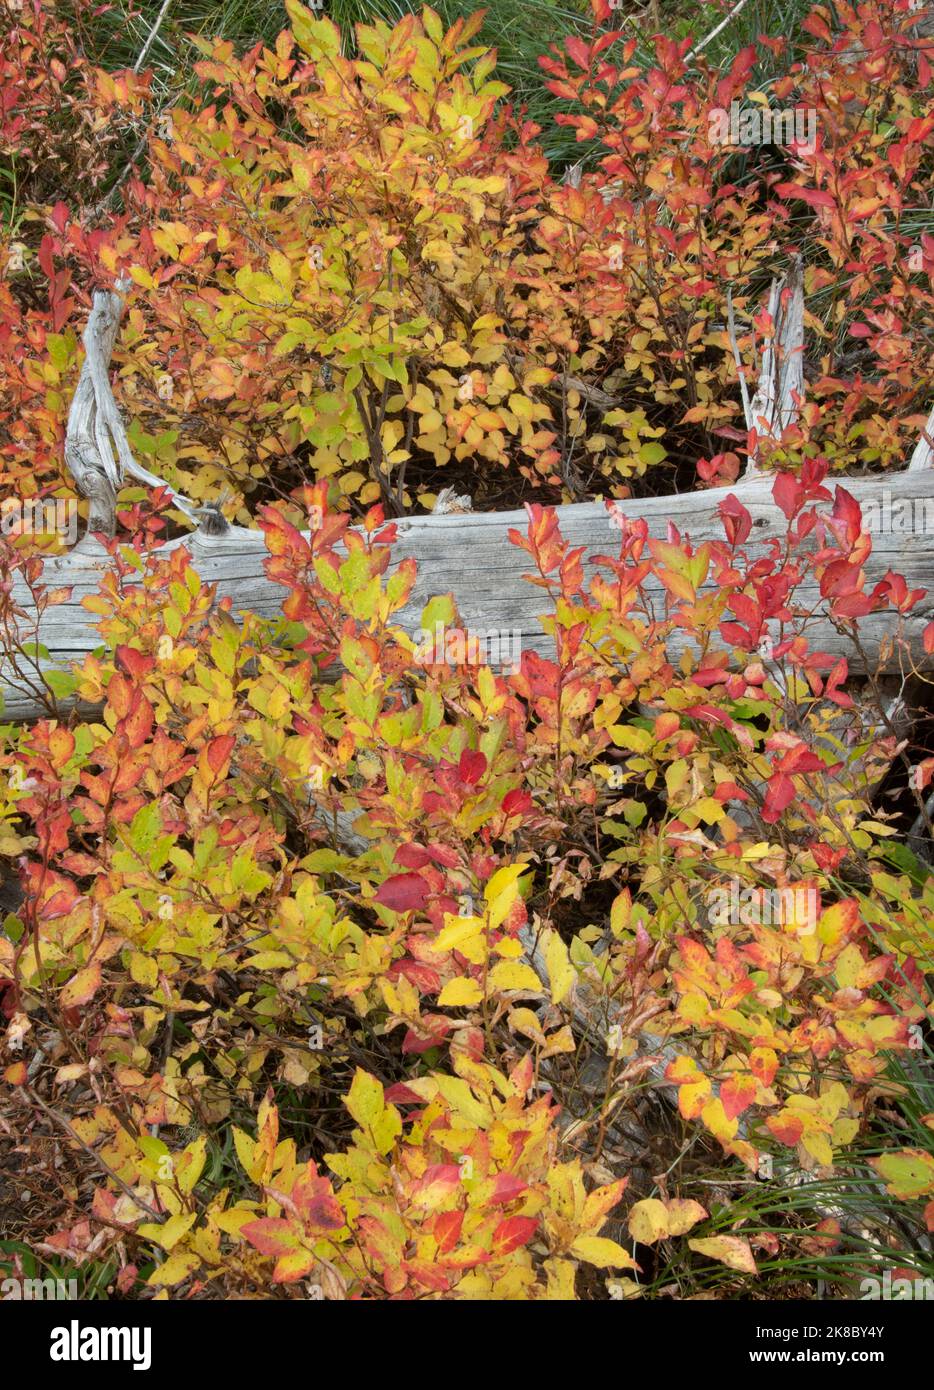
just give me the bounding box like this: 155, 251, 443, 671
743, 257, 805, 478
64, 281, 215, 536
726, 286, 753, 431
908, 403, 934, 471
685, 0, 754, 62
133, 0, 174, 73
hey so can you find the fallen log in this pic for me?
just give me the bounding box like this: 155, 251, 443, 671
5, 472, 933, 722
5, 277, 934, 718
5, 470, 934, 719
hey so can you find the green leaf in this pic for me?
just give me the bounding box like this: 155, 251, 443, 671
638, 442, 667, 467
286, 2, 341, 59
128, 802, 162, 857
869, 1149, 934, 1200
43, 670, 78, 700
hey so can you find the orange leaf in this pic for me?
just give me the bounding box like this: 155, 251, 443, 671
48, 726, 75, 772
60, 961, 102, 1009
721, 1073, 757, 1121
491, 1215, 538, 1256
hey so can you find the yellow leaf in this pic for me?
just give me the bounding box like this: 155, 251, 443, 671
834, 943, 864, 990
544, 930, 576, 1006
569, 1235, 637, 1269
691, 797, 724, 825
267, 249, 293, 288
232, 1126, 256, 1179
129, 952, 157, 988
139, 1211, 197, 1252
436, 915, 485, 954
176, 1137, 208, 1196
543, 1257, 578, 1300
60, 961, 102, 1008
665, 759, 689, 798
628, 1198, 669, 1245
266, 685, 290, 720
146, 1249, 200, 1287
487, 961, 543, 993
438, 977, 483, 1007
664, 1198, 707, 1236
508, 1008, 548, 1045
688, 1236, 757, 1274
215, 1208, 258, 1237
523, 367, 555, 388
484, 862, 529, 902
493, 936, 524, 959
801, 1129, 834, 1167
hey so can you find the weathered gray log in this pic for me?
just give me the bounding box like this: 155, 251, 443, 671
6, 276, 934, 718
5, 470, 934, 719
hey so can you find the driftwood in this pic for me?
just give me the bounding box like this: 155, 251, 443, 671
4, 274, 934, 726
727, 256, 805, 479
6, 471, 934, 720
63, 281, 209, 535
909, 404, 934, 472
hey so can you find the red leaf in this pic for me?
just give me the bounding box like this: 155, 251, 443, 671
718, 494, 752, 547
564, 36, 592, 69
240, 1218, 298, 1258
292, 1166, 344, 1231
433, 1208, 464, 1254
749, 1048, 778, 1087
458, 749, 487, 786
767, 1113, 804, 1147
395, 843, 432, 869
502, 788, 533, 816
410, 1164, 461, 1208
487, 1173, 528, 1205
762, 773, 795, 823
48, 726, 75, 772
375, 873, 429, 913
831, 486, 863, 543
120, 694, 154, 750
205, 735, 236, 775
117, 646, 156, 681
106, 673, 134, 719
720, 1074, 757, 1121
773, 472, 803, 520
384, 1081, 423, 1105
491, 1215, 538, 1256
